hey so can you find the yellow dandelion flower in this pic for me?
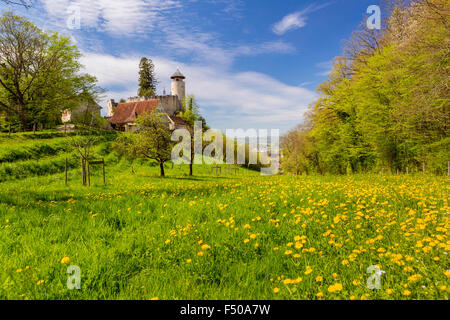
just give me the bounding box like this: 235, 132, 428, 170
304, 267, 313, 275
201, 244, 211, 251
60, 256, 70, 264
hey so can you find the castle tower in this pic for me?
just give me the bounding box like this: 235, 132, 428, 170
171, 69, 186, 104
106, 99, 116, 117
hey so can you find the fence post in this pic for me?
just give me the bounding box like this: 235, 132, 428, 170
102, 158, 106, 185
81, 158, 85, 185
65, 158, 68, 186
423, 161, 426, 174
406, 167, 409, 175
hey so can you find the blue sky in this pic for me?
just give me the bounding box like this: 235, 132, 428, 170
1, 0, 380, 133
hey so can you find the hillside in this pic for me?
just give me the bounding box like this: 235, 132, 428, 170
0, 132, 448, 300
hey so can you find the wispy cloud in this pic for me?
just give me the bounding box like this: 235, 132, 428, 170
315, 60, 333, 76
39, 0, 182, 36
162, 28, 295, 67
272, 2, 332, 35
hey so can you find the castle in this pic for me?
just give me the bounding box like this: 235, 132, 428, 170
107, 69, 188, 131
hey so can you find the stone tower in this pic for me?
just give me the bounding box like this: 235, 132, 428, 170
106, 99, 117, 117
171, 69, 186, 105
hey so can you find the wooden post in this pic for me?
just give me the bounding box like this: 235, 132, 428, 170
88, 161, 91, 187
406, 167, 409, 175
65, 158, 68, 186
102, 158, 106, 185
81, 158, 85, 186
422, 161, 425, 174
397, 168, 399, 175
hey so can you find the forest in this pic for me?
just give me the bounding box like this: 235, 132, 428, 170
281, 0, 449, 175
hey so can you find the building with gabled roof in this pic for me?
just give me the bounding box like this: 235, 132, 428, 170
107, 69, 188, 131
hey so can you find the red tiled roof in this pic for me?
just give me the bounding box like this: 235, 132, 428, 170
108, 100, 159, 124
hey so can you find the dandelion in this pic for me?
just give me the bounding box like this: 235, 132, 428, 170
316, 292, 323, 298
402, 290, 411, 296
304, 266, 313, 275
60, 257, 70, 264
186, 259, 192, 263
197, 251, 204, 257
36, 280, 44, 286
328, 283, 343, 293
201, 244, 211, 251
315, 275, 323, 282
273, 287, 280, 293
407, 274, 422, 282
16, 268, 22, 273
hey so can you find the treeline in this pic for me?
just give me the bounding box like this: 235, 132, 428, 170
282, 0, 449, 175
0, 12, 103, 132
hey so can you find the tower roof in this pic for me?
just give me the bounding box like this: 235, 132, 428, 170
171, 69, 185, 79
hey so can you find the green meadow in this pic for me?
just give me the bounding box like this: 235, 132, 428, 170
0, 132, 448, 300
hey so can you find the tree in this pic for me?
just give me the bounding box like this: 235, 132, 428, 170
71, 130, 98, 186
138, 57, 157, 98
0, 12, 102, 130
284, 0, 449, 175
180, 95, 209, 176
114, 111, 173, 177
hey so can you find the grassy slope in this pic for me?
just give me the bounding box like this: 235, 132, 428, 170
0, 133, 448, 300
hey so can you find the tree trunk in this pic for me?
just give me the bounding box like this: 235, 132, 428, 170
18, 108, 28, 131
81, 158, 86, 186
160, 162, 165, 177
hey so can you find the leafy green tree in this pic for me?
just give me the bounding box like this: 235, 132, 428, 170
283, 0, 449, 175
0, 12, 102, 131
114, 111, 173, 177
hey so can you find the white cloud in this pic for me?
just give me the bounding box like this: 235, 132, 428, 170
272, 2, 333, 35
80, 52, 317, 131
161, 27, 296, 68
39, 0, 181, 36
272, 11, 307, 36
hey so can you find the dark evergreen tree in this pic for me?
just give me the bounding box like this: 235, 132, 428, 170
138, 57, 157, 98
